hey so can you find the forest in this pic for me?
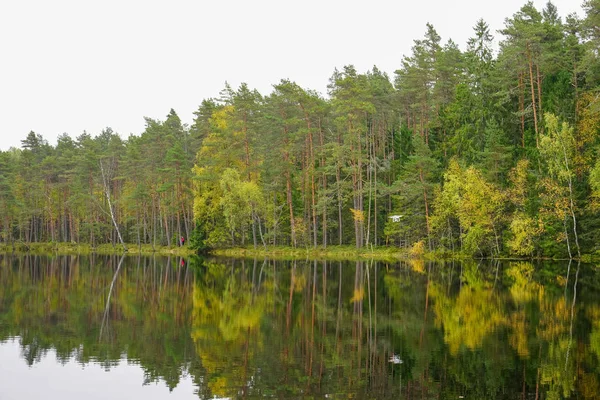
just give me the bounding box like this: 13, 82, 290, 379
0, 1, 599, 258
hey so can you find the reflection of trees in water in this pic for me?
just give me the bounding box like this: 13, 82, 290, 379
0, 254, 197, 391
428, 260, 594, 399
0, 255, 599, 398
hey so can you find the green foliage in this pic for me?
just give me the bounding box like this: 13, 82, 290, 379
507, 213, 541, 256
188, 225, 208, 252
1, 1, 598, 259
432, 160, 506, 256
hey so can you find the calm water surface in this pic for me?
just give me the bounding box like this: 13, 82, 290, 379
0, 254, 599, 399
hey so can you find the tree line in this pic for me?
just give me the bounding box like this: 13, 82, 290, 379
1, 1, 599, 258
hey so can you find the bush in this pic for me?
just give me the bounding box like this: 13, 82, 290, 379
189, 225, 209, 253
409, 240, 425, 258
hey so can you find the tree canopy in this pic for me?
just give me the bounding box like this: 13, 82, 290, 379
1, 1, 599, 258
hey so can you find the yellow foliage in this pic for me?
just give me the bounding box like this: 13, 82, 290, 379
211, 105, 234, 131
508, 159, 530, 207
507, 214, 542, 256
293, 274, 306, 293
506, 262, 541, 304
409, 240, 425, 258
556, 275, 567, 287
509, 310, 530, 358
580, 372, 600, 400
586, 304, 600, 322
408, 259, 425, 273
350, 208, 365, 222
537, 297, 569, 341
430, 283, 506, 355
350, 287, 364, 303
208, 376, 229, 398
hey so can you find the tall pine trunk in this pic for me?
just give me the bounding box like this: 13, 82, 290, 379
526, 43, 539, 147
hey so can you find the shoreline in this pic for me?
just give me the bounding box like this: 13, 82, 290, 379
1, 242, 585, 262
0, 242, 196, 257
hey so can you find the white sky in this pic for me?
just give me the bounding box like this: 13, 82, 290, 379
0, 0, 584, 151
0, 339, 200, 399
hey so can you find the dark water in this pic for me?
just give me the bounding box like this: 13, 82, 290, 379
0, 255, 599, 399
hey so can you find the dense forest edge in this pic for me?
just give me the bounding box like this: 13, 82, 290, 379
1, 1, 600, 261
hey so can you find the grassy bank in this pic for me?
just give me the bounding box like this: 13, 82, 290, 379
0, 242, 196, 257
209, 246, 572, 262
0, 242, 453, 261
209, 245, 468, 261
1, 242, 582, 262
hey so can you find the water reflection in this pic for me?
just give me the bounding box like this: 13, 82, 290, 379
0, 254, 598, 399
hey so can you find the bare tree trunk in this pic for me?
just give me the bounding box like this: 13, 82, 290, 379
304, 111, 318, 248
99, 159, 127, 251
255, 213, 267, 249
536, 63, 543, 134
374, 131, 378, 246
152, 195, 157, 250
563, 149, 581, 259
181, 201, 190, 240
353, 125, 364, 249
100, 253, 126, 339
563, 219, 572, 260
336, 150, 343, 245
519, 72, 525, 148
318, 121, 328, 248
251, 209, 258, 249
419, 168, 431, 249
573, 62, 579, 122
285, 169, 296, 247
163, 212, 170, 247
366, 125, 373, 247
527, 43, 539, 147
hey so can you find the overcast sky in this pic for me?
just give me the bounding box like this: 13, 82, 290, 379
0, 0, 584, 151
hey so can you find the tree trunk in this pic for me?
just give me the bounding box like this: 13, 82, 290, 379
419, 168, 431, 250
100, 159, 127, 251
573, 62, 579, 123
536, 63, 543, 134
336, 131, 343, 245
527, 43, 539, 147
251, 209, 258, 249
336, 162, 343, 246
285, 169, 296, 247
243, 112, 251, 181
365, 125, 373, 247
355, 126, 364, 249
519, 72, 525, 148
374, 144, 378, 247
563, 150, 581, 259
319, 120, 328, 248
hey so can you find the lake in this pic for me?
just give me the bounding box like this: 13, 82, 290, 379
0, 254, 598, 399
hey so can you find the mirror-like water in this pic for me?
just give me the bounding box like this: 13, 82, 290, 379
0, 254, 598, 399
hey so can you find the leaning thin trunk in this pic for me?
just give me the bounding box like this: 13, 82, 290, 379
100, 253, 126, 339
563, 218, 573, 260
567, 175, 581, 259
560, 141, 581, 259
100, 159, 127, 251
255, 213, 267, 249
527, 43, 539, 147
